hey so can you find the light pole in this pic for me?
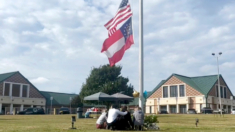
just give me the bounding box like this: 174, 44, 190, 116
212, 52, 222, 116
176, 96, 178, 114
158, 98, 160, 114
70, 97, 72, 114
50, 96, 53, 115
230, 96, 233, 113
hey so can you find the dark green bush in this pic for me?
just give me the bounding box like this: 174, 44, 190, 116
144, 114, 159, 129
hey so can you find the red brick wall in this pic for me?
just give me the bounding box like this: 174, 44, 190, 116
208, 78, 233, 99
0, 83, 3, 96
148, 87, 162, 99
148, 76, 203, 99
189, 97, 196, 109
0, 73, 44, 98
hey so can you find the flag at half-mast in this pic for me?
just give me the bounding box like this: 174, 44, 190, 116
101, 0, 134, 66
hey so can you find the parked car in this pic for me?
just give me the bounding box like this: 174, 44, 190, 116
159, 110, 168, 114
59, 107, 70, 114
220, 109, 226, 114
201, 107, 213, 114
187, 109, 197, 114
213, 109, 226, 114
231, 109, 235, 114
17, 108, 45, 115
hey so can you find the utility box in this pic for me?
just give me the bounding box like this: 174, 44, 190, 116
77, 107, 83, 119
71, 116, 76, 122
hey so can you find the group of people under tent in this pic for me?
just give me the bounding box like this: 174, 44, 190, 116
95, 105, 144, 130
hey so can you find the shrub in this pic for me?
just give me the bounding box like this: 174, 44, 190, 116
144, 114, 159, 129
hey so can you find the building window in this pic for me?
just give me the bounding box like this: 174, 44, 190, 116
179, 85, 185, 97
160, 106, 167, 111
4, 83, 10, 96
22, 85, 28, 97
12, 84, 20, 97
220, 86, 223, 98
224, 87, 227, 98
163, 86, 168, 98
170, 105, 176, 113
170, 85, 178, 97
216, 86, 219, 97
3, 82, 29, 98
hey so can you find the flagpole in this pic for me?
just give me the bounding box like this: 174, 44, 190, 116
139, 0, 144, 110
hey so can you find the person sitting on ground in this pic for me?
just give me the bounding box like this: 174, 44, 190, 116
107, 104, 127, 130
96, 109, 107, 129
133, 107, 144, 130
118, 106, 134, 130
85, 109, 91, 118
132, 107, 138, 123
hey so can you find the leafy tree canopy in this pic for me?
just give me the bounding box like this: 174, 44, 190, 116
71, 95, 83, 107
79, 64, 134, 102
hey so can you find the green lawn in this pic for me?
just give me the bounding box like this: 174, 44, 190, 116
0, 114, 234, 132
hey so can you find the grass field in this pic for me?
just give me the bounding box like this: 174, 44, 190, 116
0, 114, 234, 132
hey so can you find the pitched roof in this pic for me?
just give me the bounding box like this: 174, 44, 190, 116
40, 91, 78, 106
147, 80, 166, 98
190, 75, 218, 95
0, 71, 46, 99
0, 71, 18, 83
0, 71, 80, 105
148, 73, 232, 98
173, 74, 220, 95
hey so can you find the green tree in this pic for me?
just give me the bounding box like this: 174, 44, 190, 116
79, 64, 134, 102
71, 95, 83, 107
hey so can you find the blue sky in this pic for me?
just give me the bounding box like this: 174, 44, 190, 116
0, 0, 235, 94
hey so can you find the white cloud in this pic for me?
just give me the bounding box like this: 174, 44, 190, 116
219, 5, 235, 20
30, 77, 49, 84
0, 0, 235, 95
221, 62, 235, 69
207, 26, 230, 38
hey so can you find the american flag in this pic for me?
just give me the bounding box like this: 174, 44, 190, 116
101, 17, 134, 66
104, 0, 132, 37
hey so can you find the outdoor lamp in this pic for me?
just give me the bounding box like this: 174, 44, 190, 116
212, 52, 223, 116
70, 116, 76, 129
195, 118, 199, 127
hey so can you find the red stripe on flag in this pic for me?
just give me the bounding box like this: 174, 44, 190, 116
105, 18, 113, 28
106, 10, 132, 30
104, 5, 131, 28
108, 35, 134, 66
108, 13, 132, 31
101, 30, 123, 53
106, 13, 132, 37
